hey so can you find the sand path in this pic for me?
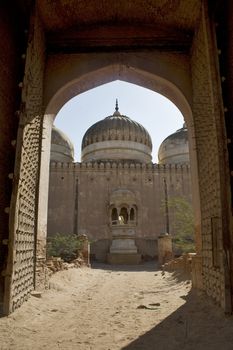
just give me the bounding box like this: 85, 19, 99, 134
0, 262, 233, 350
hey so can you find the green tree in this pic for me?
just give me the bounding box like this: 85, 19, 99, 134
161, 197, 195, 253
47, 233, 83, 262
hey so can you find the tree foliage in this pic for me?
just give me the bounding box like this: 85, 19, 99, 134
161, 196, 195, 253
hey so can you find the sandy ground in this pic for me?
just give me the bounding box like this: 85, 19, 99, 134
1, 262, 233, 350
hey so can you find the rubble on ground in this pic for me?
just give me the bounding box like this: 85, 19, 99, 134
162, 252, 196, 277
46, 255, 88, 275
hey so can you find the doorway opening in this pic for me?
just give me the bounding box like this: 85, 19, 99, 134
45, 80, 196, 267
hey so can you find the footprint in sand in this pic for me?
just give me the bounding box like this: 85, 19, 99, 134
98, 332, 107, 337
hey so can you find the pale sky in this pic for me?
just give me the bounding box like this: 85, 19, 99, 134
54, 80, 184, 163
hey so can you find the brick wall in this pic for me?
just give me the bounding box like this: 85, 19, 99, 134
191, 2, 231, 309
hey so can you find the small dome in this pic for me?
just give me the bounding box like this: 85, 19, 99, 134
50, 126, 74, 162
81, 100, 152, 163
110, 189, 136, 206
158, 123, 189, 164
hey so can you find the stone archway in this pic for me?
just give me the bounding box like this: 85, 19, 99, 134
36, 34, 233, 313
38, 60, 201, 276
2, 1, 232, 316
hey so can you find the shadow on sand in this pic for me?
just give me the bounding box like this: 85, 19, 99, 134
91, 262, 233, 350
121, 290, 233, 350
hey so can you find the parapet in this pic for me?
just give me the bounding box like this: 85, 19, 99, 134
50, 160, 190, 173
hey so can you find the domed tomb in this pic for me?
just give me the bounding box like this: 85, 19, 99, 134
158, 123, 189, 164
81, 100, 152, 163
50, 125, 74, 163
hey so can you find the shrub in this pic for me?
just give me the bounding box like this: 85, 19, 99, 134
47, 233, 83, 262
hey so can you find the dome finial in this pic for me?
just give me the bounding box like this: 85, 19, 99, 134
115, 98, 119, 112
113, 98, 121, 116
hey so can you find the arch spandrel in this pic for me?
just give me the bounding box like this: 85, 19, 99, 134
44, 53, 192, 119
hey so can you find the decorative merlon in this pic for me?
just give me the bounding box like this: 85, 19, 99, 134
50, 160, 190, 171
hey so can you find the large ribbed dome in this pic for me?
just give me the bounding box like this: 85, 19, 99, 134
50, 125, 74, 163
81, 100, 152, 163
158, 123, 189, 164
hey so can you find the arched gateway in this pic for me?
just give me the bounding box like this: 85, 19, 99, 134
0, 0, 232, 316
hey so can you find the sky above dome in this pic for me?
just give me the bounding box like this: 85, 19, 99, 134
54, 80, 184, 162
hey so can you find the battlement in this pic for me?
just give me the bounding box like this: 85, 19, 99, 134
50, 160, 190, 172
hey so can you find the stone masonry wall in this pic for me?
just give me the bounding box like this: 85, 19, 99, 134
48, 163, 76, 236
191, 2, 230, 309
213, 0, 233, 312
48, 161, 192, 262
